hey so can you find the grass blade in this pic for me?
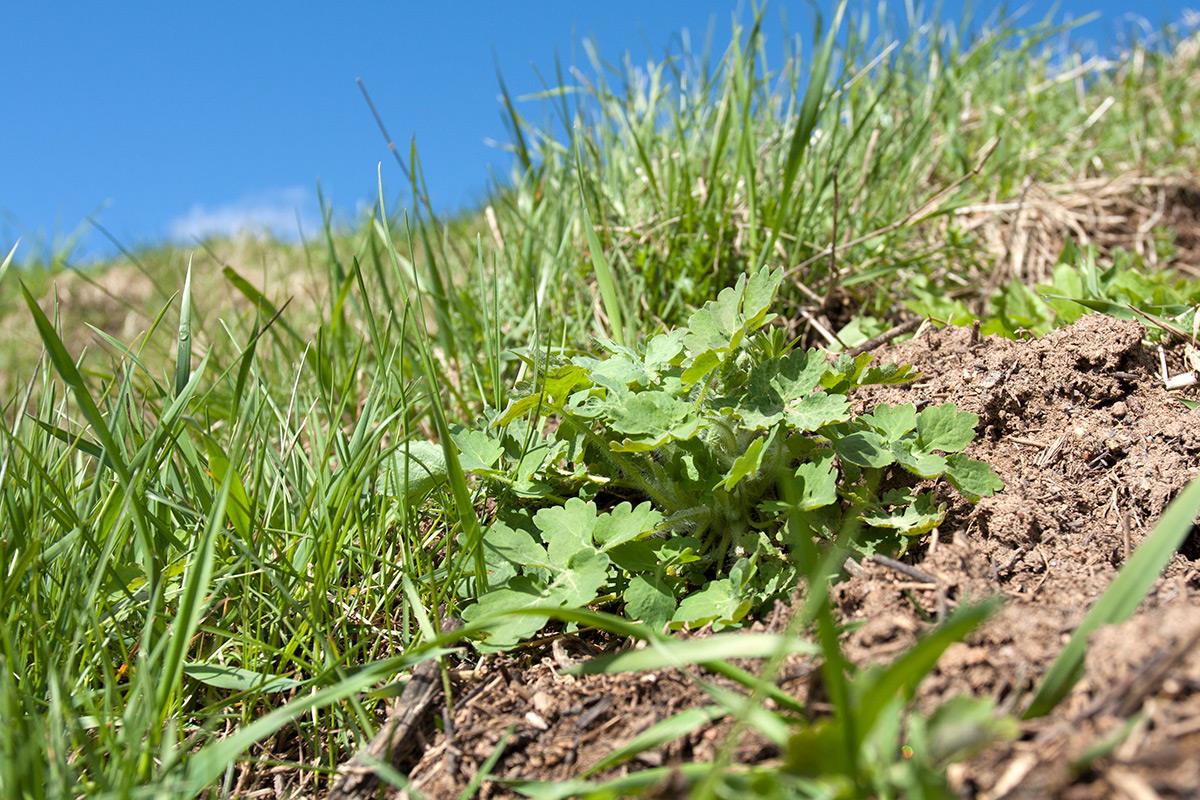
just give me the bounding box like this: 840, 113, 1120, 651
174, 256, 193, 399
0, 240, 17, 286
18, 278, 156, 580
373, 169, 488, 592
574, 126, 627, 347
570, 632, 820, 674
761, 1, 846, 263
154, 468, 230, 722
585, 706, 728, 776
854, 599, 998, 737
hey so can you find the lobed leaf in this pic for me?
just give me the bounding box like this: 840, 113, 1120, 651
944, 454, 1005, 501
916, 404, 979, 453
862, 403, 918, 440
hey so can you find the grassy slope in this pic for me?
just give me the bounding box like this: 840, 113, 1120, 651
1, 6, 1198, 798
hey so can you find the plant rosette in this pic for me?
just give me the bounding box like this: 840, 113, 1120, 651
458, 266, 1003, 648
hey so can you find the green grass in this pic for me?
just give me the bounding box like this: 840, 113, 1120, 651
2, 4, 1199, 798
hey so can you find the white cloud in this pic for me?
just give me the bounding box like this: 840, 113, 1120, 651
168, 187, 323, 242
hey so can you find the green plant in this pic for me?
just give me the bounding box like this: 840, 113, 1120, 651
5, 3, 1199, 794
781, 602, 1016, 800
460, 266, 1002, 647
913, 239, 1200, 339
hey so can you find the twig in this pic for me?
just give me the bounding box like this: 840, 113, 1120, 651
844, 317, 924, 358
869, 554, 939, 584
1077, 623, 1200, 721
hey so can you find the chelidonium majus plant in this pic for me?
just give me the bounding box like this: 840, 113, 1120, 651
456, 266, 1003, 647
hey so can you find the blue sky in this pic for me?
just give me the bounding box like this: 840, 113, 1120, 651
3, 2, 1196, 265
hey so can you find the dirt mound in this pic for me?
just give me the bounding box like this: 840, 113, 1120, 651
327, 313, 1200, 800
838, 313, 1200, 798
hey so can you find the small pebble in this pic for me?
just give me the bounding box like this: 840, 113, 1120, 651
532, 691, 554, 715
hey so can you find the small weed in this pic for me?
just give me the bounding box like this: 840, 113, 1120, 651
460, 266, 1002, 647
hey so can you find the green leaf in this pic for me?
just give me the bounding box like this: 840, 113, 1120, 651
536, 498, 599, 566
822, 351, 874, 392
736, 349, 830, 429
784, 391, 851, 431
862, 491, 946, 536
862, 403, 918, 440
607, 392, 693, 437
859, 362, 921, 386
483, 517, 550, 569
833, 430, 895, 468
182, 663, 301, 694
607, 540, 660, 574
683, 273, 750, 354
450, 427, 504, 472
671, 579, 751, 629
623, 575, 676, 633
740, 265, 784, 332
770, 348, 828, 397
653, 537, 703, 573
548, 548, 610, 608
720, 429, 774, 491
1025, 475, 1200, 718
463, 576, 554, 649
584, 353, 649, 390
680, 349, 722, 388
893, 445, 949, 479
383, 440, 449, 503
943, 454, 1005, 501
916, 404, 979, 453
681, 266, 782, 357
593, 501, 664, 549
643, 331, 684, 375
612, 423, 705, 453
791, 455, 838, 510
495, 392, 545, 426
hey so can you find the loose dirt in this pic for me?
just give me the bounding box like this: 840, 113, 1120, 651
312, 311, 1200, 800
839, 313, 1200, 798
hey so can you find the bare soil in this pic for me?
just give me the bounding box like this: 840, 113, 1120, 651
315, 312, 1200, 800
839, 313, 1200, 799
